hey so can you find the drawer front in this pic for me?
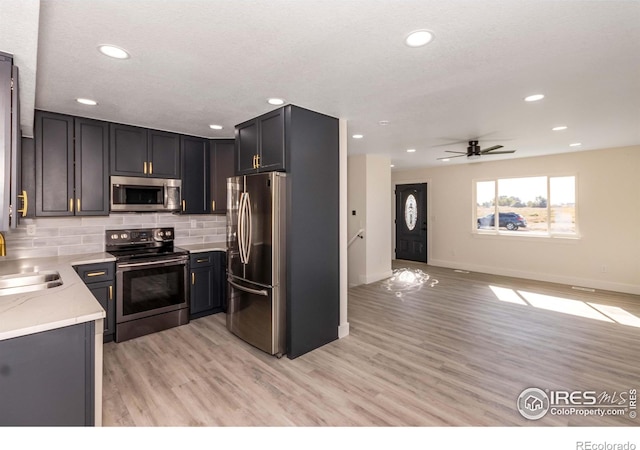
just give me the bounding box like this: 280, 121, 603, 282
75, 262, 115, 284
190, 252, 213, 267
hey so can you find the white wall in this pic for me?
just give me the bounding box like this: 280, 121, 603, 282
365, 155, 392, 283
392, 146, 640, 295
348, 154, 392, 287
348, 155, 367, 287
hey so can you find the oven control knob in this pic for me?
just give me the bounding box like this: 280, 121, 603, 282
158, 231, 164, 237
166, 230, 172, 237
121, 233, 128, 239
110, 233, 119, 240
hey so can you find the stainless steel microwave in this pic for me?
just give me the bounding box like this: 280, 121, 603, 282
110, 176, 182, 212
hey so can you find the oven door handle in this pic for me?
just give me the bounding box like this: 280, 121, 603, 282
118, 258, 187, 269
228, 278, 268, 297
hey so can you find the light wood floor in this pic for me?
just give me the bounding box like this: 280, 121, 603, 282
102, 262, 640, 426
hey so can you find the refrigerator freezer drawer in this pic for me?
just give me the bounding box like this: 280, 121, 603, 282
226, 277, 285, 356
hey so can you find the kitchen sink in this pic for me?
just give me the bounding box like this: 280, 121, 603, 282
0, 270, 63, 296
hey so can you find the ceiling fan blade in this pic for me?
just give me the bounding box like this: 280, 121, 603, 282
444, 150, 468, 154
480, 145, 503, 153
437, 154, 467, 160
431, 138, 473, 147
482, 150, 516, 155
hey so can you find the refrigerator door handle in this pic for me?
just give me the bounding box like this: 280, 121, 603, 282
238, 192, 247, 264
245, 192, 252, 263
228, 278, 268, 297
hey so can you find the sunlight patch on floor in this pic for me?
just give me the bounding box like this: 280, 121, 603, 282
518, 290, 614, 323
489, 285, 528, 305
588, 303, 640, 327
487, 285, 640, 327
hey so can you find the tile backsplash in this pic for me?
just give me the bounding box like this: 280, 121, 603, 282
3, 213, 226, 259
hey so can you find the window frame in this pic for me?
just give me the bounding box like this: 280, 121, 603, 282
472, 174, 579, 239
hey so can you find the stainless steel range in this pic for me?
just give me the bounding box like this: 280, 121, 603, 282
106, 227, 189, 342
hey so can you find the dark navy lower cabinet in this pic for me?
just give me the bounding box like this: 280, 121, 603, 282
74, 262, 116, 342
189, 251, 226, 319
0, 322, 95, 426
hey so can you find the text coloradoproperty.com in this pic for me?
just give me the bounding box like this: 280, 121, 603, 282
576, 442, 636, 450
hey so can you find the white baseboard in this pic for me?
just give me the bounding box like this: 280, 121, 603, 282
360, 270, 393, 285
429, 258, 640, 295
338, 322, 350, 338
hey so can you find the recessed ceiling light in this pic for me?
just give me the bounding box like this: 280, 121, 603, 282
76, 98, 98, 106
524, 94, 545, 102
405, 30, 434, 47
552, 126, 568, 131
390, 164, 395, 168
98, 44, 130, 59
406, 148, 416, 153
352, 134, 364, 139
569, 142, 582, 147
379, 120, 390, 126
209, 124, 223, 130
267, 98, 285, 106
440, 158, 450, 162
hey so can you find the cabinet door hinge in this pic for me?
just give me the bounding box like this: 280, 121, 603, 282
10, 78, 14, 90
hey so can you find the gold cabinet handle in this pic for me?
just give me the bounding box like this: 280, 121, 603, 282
149, 161, 153, 175
252, 155, 256, 168
69, 198, 74, 212
109, 285, 113, 300
191, 272, 195, 285
182, 200, 186, 212
211, 200, 215, 211
196, 258, 208, 263
87, 271, 106, 277
77, 198, 81, 212
143, 161, 147, 174
17, 190, 28, 217
256, 154, 260, 168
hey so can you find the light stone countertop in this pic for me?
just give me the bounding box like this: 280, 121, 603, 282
178, 243, 227, 253
0, 252, 114, 341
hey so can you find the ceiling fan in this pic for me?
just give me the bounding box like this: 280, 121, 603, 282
437, 140, 516, 160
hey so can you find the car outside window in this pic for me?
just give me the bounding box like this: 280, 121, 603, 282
475, 176, 576, 236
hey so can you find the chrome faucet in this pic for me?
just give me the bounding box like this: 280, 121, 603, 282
0, 231, 5, 256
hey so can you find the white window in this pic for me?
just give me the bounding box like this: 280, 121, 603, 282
475, 176, 576, 236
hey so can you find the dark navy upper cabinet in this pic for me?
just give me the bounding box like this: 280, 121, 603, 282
35, 111, 74, 216
235, 108, 285, 174
210, 139, 234, 214
148, 130, 181, 178
35, 111, 109, 217
109, 123, 146, 177
74, 117, 110, 215
110, 124, 180, 178
181, 135, 209, 214
182, 137, 234, 215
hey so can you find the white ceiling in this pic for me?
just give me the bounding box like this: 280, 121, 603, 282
2, 0, 640, 169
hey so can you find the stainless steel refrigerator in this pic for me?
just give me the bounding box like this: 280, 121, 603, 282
226, 172, 286, 356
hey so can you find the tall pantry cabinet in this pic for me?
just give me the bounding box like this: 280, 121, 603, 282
234, 105, 340, 359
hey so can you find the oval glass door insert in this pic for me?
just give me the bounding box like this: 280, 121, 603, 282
404, 194, 417, 231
